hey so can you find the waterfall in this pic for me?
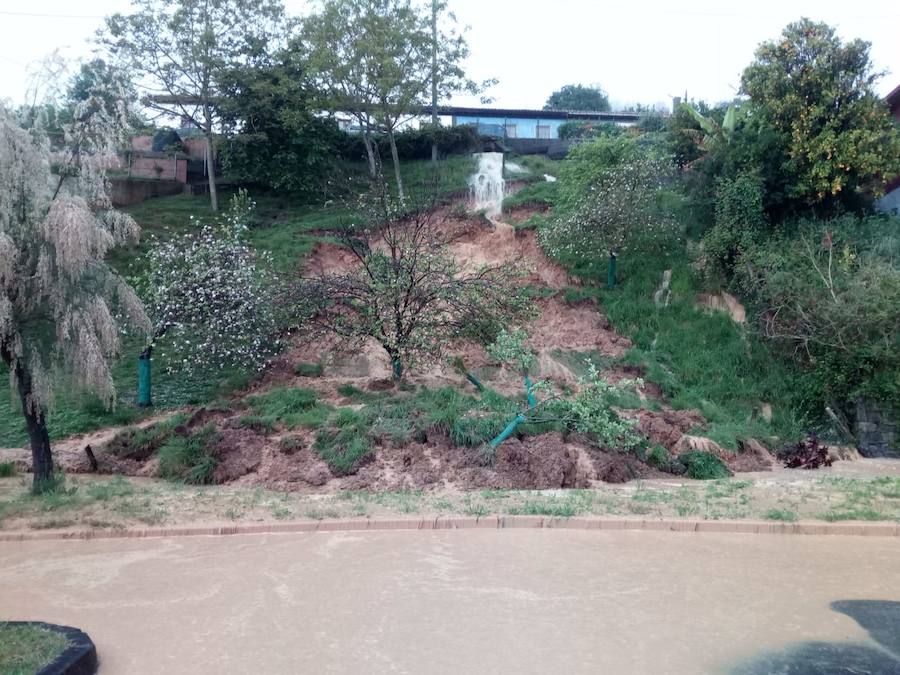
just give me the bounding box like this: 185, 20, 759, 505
469, 152, 506, 218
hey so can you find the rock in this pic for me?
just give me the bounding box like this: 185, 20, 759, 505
303, 464, 332, 487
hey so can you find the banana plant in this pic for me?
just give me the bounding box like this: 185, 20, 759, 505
681, 102, 741, 153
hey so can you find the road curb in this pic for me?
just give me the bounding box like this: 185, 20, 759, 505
1, 516, 898, 542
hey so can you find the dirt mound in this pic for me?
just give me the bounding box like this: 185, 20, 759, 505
631, 409, 705, 450
493, 436, 587, 489
731, 439, 777, 472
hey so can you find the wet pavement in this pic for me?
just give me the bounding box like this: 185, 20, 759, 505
2, 530, 899, 674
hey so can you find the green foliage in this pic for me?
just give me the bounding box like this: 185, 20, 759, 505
737, 215, 900, 411
551, 362, 642, 449
558, 121, 623, 140
702, 173, 765, 282
487, 329, 536, 374
740, 19, 900, 215
104, 413, 190, 460
247, 386, 330, 430
338, 125, 481, 162
542, 148, 680, 264
0, 462, 16, 478
313, 408, 374, 474
218, 49, 346, 195
157, 424, 219, 484
294, 362, 324, 378
544, 84, 610, 112
0, 622, 70, 675
645, 445, 670, 469
677, 451, 732, 480
502, 181, 558, 211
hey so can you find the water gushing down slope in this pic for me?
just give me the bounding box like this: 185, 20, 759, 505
469, 152, 505, 218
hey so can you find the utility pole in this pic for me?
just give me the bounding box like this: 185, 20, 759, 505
431, 0, 439, 164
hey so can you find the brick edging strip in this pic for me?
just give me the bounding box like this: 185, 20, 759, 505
1, 516, 898, 542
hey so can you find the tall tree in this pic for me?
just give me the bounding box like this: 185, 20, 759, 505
102, 0, 290, 211
302, 0, 485, 200
740, 18, 900, 216
0, 94, 150, 492
544, 84, 610, 112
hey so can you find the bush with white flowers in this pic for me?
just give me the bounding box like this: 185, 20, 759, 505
140, 190, 281, 375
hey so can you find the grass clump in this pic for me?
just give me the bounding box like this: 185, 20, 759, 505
247, 386, 331, 430
86, 476, 135, 501
103, 413, 190, 460
677, 451, 732, 480
0, 623, 70, 674
763, 508, 799, 522
0, 462, 16, 478
294, 362, 324, 378
158, 424, 219, 484
314, 408, 374, 475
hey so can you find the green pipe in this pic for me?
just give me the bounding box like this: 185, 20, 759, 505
392, 358, 403, 380
524, 376, 536, 408
607, 252, 617, 290
138, 347, 152, 407
465, 371, 484, 392
490, 413, 526, 449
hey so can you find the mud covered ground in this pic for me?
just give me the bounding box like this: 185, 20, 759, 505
2, 212, 782, 493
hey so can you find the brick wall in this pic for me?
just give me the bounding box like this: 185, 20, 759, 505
129, 157, 188, 183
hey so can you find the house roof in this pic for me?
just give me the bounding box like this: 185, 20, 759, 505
429, 105, 642, 122
886, 84, 900, 109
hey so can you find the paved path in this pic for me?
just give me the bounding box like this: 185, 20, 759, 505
3, 530, 900, 674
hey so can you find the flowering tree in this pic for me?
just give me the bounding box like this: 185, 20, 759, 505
301, 190, 530, 380
0, 96, 150, 492
138, 191, 281, 402
540, 155, 678, 287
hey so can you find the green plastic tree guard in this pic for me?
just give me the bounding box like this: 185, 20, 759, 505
607, 252, 617, 290
137, 347, 152, 407
490, 413, 527, 449
524, 376, 536, 408
392, 358, 404, 380
466, 372, 484, 391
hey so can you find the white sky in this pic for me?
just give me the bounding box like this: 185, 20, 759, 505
0, 0, 898, 109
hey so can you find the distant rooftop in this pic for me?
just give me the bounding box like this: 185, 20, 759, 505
426, 105, 644, 122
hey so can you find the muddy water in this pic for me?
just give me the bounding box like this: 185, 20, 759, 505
2, 530, 899, 674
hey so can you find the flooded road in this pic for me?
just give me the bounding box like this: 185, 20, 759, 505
2, 530, 899, 673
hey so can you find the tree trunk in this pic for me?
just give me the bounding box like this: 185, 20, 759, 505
361, 124, 378, 178
14, 362, 53, 492
430, 0, 439, 164
205, 132, 219, 212
387, 129, 405, 202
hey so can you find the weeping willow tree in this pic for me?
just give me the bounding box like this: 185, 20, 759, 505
0, 91, 150, 493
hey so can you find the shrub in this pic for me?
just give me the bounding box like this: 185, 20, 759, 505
677, 451, 732, 480
313, 409, 374, 475
702, 172, 765, 282
0, 462, 16, 478
738, 215, 900, 413
157, 424, 219, 484
646, 445, 670, 469
103, 413, 190, 461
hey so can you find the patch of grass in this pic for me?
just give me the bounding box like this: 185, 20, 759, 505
157, 424, 219, 484
0, 622, 70, 675
294, 362, 324, 378
104, 413, 190, 460
236, 415, 276, 433
279, 435, 305, 454
677, 451, 732, 480
763, 508, 799, 522
86, 476, 135, 501
247, 386, 331, 430
314, 408, 374, 475
821, 508, 887, 522
0, 462, 16, 478
561, 286, 603, 305
503, 180, 559, 211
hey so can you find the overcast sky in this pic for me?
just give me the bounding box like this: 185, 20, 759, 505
0, 0, 897, 109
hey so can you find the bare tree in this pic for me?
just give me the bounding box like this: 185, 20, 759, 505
101, 0, 290, 211
299, 186, 530, 379
0, 87, 150, 492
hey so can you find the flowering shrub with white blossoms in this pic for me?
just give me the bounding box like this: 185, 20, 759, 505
539, 155, 679, 264
140, 190, 281, 375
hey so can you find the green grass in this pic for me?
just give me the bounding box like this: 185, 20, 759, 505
763, 508, 799, 522
0, 623, 70, 674
503, 180, 559, 211
157, 424, 219, 484
677, 451, 732, 480
0, 462, 16, 478
246, 386, 331, 430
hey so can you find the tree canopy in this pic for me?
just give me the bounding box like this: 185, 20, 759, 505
544, 84, 610, 112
